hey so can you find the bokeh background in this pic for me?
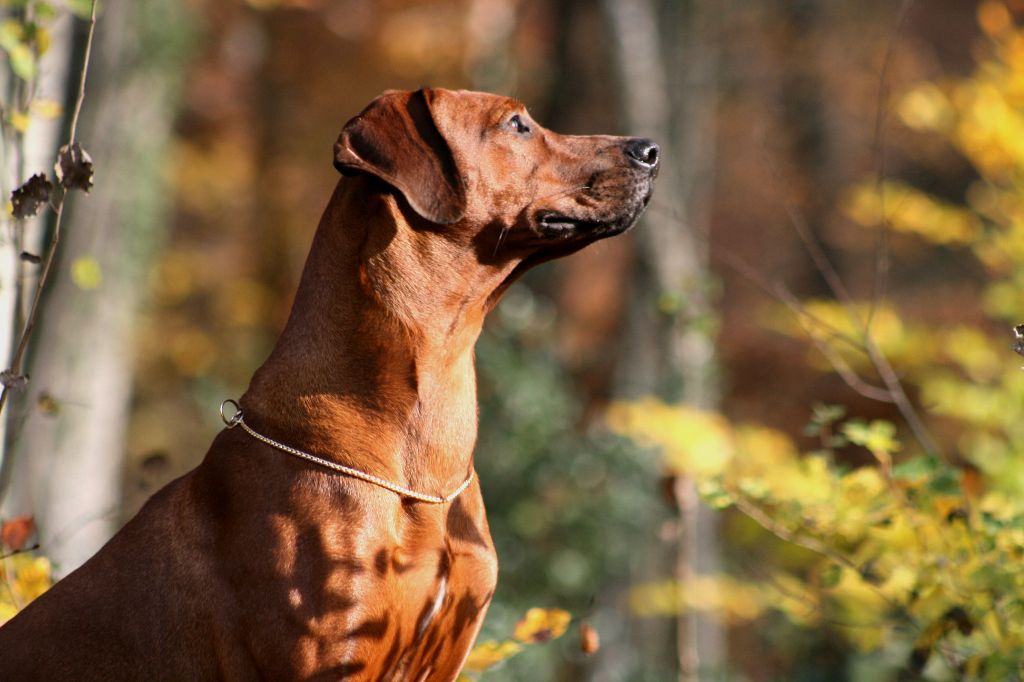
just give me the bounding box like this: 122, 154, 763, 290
1, 0, 1018, 679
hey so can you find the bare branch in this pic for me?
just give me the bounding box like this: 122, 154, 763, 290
0, 0, 99, 417
800, 329, 895, 403
68, 1, 99, 146
867, 0, 915, 331
760, 152, 856, 308
651, 195, 942, 454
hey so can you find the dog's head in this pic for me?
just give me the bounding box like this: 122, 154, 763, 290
334, 88, 658, 274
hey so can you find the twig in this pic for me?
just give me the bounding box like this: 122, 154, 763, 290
720, 228, 940, 452
867, 0, 914, 332
760, 152, 855, 308
799, 321, 894, 403
67, 1, 98, 147
0, 0, 98, 416
707, 237, 869, 356
731, 496, 909, 617
648, 202, 870, 355
864, 336, 940, 455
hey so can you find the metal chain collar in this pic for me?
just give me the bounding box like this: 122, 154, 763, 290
219, 399, 474, 504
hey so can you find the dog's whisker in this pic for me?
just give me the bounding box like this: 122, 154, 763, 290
493, 224, 510, 258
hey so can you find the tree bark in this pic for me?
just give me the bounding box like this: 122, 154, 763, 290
0, 13, 75, 490
602, 0, 724, 678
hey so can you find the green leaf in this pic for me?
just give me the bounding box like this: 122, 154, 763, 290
805, 403, 846, 437
64, 0, 95, 19
35, 3, 57, 21
697, 480, 733, 509
9, 43, 35, 80
842, 419, 901, 456
892, 454, 940, 482
813, 402, 846, 425
0, 19, 23, 53
818, 563, 842, 589
927, 469, 961, 495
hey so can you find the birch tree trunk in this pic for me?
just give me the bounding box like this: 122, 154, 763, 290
601, 0, 724, 678
1, 0, 190, 576
0, 13, 75, 492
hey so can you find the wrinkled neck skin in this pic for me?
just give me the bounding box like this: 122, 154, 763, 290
242, 177, 519, 497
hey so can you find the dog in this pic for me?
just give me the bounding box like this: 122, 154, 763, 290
0, 88, 658, 680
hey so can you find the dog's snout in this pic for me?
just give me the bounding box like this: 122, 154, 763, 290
625, 138, 660, 170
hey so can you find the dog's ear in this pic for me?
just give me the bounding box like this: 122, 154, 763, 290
334, 88, 467, 225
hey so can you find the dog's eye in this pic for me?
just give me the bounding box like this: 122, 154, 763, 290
504, 114, 532, 136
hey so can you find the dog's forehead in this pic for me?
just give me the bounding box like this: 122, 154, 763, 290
442, 89, 525, 122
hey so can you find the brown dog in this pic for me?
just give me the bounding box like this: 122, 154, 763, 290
0, 88, 658, 680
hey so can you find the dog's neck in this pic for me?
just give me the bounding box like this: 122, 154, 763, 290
242, 177, 517, 496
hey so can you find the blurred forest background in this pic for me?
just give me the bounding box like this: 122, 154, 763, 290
3, 0, 1024, 680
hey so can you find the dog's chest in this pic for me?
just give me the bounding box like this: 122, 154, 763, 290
274, 498, 498, 680
376, 544, 496, 680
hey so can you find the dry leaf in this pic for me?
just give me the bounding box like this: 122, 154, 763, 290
2, 516, 34, 551
0, 370, 29, 391
55, 142, 94, 192
579, 622, 600, 654
10, 173, 52, 219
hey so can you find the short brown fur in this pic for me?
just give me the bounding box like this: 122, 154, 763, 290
0, 88, 658, 680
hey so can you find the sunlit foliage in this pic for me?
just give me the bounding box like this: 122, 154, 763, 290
611, 401, 1024, 679
0, 554, 52, 624
459, 607, 573, 679
471, 293, 671, 679
0, 516, 51, 625
611, 3, 1024, 679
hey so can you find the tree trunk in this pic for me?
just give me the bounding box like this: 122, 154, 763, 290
0, 13, 75, 491
602, 0, 724, 678
1, 0, 191, 576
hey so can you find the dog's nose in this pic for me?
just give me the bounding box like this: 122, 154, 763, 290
625, 138, 660, 170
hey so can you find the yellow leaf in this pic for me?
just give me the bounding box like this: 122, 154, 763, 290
979, 1, 1013, 37
14, 556, 52, 601
34, 26, 50, 56
843, 181, 980, 245
30, 99, 62, 119
0, 554, 53, 619
71, 256, 102, 290
899, 83, 955, 132
461, 640, 522, 672
512, 607, 571, 643
607, 400, 733, 478
628, 576, 765, 622
828, 568, 891, 616
9, 110, 29, 133
842, 420, 901, 459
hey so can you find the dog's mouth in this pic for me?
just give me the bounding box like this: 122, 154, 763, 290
485, 176, 655, 307
535, 211, 602, 238
533, 186, 652, 242
485, 187, 653, 309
